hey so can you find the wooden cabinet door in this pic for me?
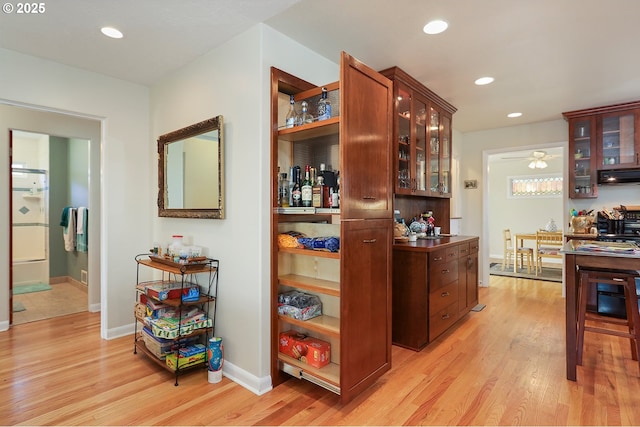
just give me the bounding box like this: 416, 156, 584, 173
597, 109, 640, 170
569, 116, 597, 198
392, 249, 428, 350
340, 52, 393, 220
340, 218, 392, 402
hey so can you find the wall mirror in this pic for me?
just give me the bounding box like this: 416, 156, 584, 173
158, 115, 224, 219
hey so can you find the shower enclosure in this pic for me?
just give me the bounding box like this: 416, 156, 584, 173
12, 162, 50, 287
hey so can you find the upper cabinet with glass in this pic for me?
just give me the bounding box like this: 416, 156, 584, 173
380, 66, 456, 198
158, 116, 224, 219
566, 116, 597, 198
564, 101, 640, 199
598, 108, 640, 170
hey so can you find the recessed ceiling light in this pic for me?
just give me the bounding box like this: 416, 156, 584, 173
507, 112, 523, 118
423, 20, 448, 35
474, 77, 494, 86
101, 27, 123, 39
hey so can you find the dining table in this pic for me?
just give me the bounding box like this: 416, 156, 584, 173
561, 239, 640, 381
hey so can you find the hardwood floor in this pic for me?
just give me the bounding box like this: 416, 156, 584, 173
1, 275, 639, 426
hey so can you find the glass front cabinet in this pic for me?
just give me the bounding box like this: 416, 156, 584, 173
563, 101, 640, 199
381, 66, 456, 198
568, 116, 598, 198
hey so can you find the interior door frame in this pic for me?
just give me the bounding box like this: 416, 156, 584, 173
481, 141, 569, 296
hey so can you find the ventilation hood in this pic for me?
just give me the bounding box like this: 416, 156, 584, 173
598, 169, 640, 184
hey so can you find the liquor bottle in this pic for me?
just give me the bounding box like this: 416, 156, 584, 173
299, 101, 313, 125
288, 166, 295, 207
276, 166, 282, 206
279, 172, 290, 207
312, 175, 324, 208
285, 95, 296, 128
301, 165, 313, 207
291, 166, 302, 207
317, 87, 331, 121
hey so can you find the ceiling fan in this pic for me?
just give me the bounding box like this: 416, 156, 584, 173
501, 150, 559, 169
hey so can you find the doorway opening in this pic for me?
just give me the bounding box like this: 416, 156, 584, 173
11, 130, 89, 324
481, 142, 569, 291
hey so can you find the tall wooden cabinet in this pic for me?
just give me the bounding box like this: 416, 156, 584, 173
270, 52, 393, 403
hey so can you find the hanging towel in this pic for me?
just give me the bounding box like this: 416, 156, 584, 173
60, 206, 73, 227
76, 207, 88, 252
63, 208, 77, 252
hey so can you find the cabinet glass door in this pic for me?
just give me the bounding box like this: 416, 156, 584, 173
415, 98, 427, 193
571, 118, 597, 198
600, 112, 638, 168
440, 114, 451, 195
429, 106, 440, 194
397, 87, 411, 191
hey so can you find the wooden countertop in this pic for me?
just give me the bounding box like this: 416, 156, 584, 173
393, 235, 479, 252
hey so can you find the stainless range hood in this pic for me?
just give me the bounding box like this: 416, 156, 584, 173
598, 169, 640, 184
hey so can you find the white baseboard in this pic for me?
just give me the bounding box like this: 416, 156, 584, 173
105, 322, 272, 396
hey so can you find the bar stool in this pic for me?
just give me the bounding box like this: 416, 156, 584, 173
577, 268, 640, 371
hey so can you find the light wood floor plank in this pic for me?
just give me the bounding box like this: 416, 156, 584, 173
1, 275, 640, 425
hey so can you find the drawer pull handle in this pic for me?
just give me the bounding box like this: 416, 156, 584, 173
362, 196, 376, 200
441, 291, 450, 297
441, 269, 450, 274
434, 256, 443, 261
363, 239, 377, 244
441, 314, 450, 320
612, 277, 624, 282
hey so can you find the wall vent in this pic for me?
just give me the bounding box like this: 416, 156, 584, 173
81, 269, 88, 284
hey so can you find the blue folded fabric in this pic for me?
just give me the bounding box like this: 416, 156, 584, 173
60, 206, 72, 227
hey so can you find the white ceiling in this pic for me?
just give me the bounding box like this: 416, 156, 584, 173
1, 0, 639, 133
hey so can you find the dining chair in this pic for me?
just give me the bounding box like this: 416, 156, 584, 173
535, 231, 563, 275
503, 229, 534, 273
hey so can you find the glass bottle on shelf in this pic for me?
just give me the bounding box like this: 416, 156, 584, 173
291, 166, 302, 207
301, 165, 313, 207
285, 95, 296, 128
299, 101, 313, 125
317, 87, 331, 121
279, 172, 289, 207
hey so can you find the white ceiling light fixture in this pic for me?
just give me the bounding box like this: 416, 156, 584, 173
101, 26, 123, 39
423, 20, 448, 35
528, 159, 548, 169
474, 77, 494, 86
507, 112, 522, 118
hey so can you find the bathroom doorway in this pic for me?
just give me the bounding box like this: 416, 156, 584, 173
11, 130, 89, 324
2, 103, 102, 327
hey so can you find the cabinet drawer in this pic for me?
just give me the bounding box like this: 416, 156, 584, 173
469, 240, 479, 254
429, 301, 458, 341
429, 248, 448, 265
429, 281, 458, 314
429, 259, 458, 290
458, 242, 470, 258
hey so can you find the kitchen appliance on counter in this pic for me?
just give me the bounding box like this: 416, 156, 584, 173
593, 208, 640, 318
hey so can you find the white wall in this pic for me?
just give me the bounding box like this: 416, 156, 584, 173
150, 24, 338, 393
456, 119, 568, 285
487, 153, 564, 262
0, 48, 150, 335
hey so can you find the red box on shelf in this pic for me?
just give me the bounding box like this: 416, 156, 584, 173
279, 330, 330, 369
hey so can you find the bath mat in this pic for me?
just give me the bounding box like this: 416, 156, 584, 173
13, 301, 26, 312
13, 282, 52, 295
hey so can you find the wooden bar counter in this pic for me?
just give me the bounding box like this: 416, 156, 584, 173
392, 235, 479, 350
562, 240, 640, 381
